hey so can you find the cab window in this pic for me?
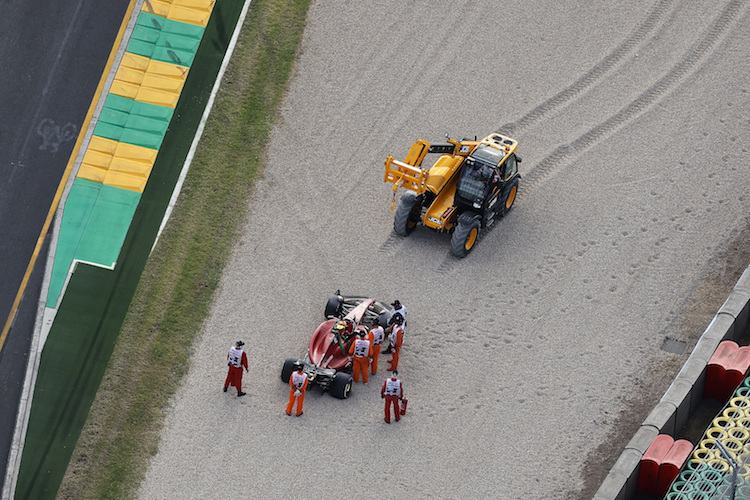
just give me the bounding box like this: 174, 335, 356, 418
503, 155, 517, 180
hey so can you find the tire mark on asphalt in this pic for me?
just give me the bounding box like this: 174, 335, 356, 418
516, 0, 747, 201
498, 0, 676, 136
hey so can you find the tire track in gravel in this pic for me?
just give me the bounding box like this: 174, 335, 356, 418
499, 0, 677, 136
516, 0, 747, 202
381, 0, 676, 263
435, 0, 746, 276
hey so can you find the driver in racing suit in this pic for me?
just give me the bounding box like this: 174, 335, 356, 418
332, 318, 356, 353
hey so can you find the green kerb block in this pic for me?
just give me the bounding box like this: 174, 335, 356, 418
128, 12, 205, 67
94, 94, 173, 149
46, 179, 141, 308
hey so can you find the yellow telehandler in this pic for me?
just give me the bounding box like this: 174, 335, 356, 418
384, 133, 521, 257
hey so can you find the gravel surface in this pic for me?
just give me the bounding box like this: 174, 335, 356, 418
138, 1, 750, 498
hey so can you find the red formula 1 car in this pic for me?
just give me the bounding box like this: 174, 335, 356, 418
281, 292, 393, 399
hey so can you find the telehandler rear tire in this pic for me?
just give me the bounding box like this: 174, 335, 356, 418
450, 213, 481, 258
394, 192, 420, 236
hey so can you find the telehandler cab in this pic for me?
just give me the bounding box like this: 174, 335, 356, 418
384, 133, 521, 257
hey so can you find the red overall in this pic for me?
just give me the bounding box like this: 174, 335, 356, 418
386, 325, 403, 371
381, 377, 403, 423
348, 336, 372, 383
369, 325, 385, 374
286, 370, 308, 416
224, 346, 248, 393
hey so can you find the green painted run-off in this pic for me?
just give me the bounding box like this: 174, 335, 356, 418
14, 1, 244, 498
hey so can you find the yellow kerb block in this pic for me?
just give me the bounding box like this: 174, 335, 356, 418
109, 81, 140, 101
115, 66, 146, 86
168, 6, 211, 26
173, 0, 215, 8
142, 1, 171, 18
88, 136, 119, 155
78, 164, 107, 184
148, 59, 189, 79
122, 52, 150, 72
145, 0, 215, 26
78, 137, 157, 192
103, 171, 148, 192
136, 87, 180, 108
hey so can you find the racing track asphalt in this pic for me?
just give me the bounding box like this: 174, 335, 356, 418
0, 0, 130, 492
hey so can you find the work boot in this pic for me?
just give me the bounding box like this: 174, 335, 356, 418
223, 386, 228, 392
238, 391, 246, 397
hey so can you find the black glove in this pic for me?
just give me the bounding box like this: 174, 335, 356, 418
381, 394, 385, 399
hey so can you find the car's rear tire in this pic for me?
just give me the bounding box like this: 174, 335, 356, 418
281, 358, 298, 383
393, 192, 420, 236
500, 179, 519, 217
324, 294, 343, 318
450, 213, 481, 258
375, 310, 390, 329
330, 372, 353, 399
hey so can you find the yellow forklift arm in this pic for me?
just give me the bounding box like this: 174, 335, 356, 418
384, 140, 431, 209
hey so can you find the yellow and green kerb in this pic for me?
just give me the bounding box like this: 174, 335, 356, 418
47, 1, 216, 308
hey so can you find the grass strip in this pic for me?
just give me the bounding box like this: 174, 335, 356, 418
56, 1, 311, 498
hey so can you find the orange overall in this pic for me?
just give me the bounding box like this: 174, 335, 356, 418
386, 325, 403, 371
381, 376, 403, 423
286, 370, 308, 416
369, 325, 385, 374
348, 336, 372, 383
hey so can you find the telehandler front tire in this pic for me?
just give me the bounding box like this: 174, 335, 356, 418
500, 179, 519, 217
450, 213, 481, 258
394, 192, 420, 236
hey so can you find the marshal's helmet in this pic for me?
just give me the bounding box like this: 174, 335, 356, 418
235, 341, 245, 348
